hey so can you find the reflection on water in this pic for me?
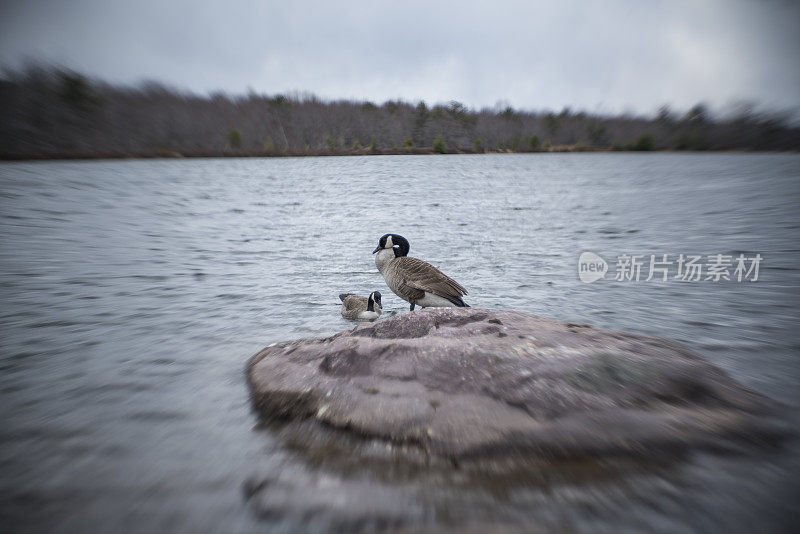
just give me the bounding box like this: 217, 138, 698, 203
1, 154, 799, 533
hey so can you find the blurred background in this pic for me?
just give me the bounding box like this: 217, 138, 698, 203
0, 0, 799, 157
1, 1, 799, 533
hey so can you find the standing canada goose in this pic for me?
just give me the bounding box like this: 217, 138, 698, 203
339, 291, 382, 321
373, 234, 469, 310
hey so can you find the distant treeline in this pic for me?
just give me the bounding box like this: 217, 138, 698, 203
1, 66, 798, 159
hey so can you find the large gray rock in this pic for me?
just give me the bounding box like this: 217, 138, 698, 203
247, 308, 786, 467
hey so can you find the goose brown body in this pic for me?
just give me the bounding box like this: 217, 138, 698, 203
339, 292, 382, 320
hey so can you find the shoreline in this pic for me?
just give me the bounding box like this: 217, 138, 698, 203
1, 146, 796, 162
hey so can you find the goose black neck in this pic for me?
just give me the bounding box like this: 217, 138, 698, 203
392, 235, 410, 257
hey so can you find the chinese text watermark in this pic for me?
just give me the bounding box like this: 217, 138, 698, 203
578, 252, 762, 284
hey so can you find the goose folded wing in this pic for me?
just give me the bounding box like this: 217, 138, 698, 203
396, 257, 468, 299
341, 294, 367, 308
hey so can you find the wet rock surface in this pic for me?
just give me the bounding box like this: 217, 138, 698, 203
247, 308, 787, 466
245, 308, 793, 531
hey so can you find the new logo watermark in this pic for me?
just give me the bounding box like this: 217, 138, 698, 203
578, 252, 762, 283
578, 252, 608, 283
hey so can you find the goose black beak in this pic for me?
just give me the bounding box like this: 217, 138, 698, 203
372, 246, 382, 254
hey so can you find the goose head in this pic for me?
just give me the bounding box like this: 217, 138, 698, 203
372, 234, 410, 257
368, 291, 382, 311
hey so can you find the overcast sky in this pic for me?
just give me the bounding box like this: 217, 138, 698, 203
1, 0, 798, 117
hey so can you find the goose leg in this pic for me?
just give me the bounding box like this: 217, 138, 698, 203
410, 302, 415, 311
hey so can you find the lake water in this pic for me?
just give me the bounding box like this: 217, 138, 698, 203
1, 154, 798, 533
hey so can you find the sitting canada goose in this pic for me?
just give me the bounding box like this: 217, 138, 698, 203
373, 234, 469, 310
339, 291, 382, 321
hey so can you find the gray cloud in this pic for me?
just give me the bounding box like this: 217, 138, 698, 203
1, 0, 798, 116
